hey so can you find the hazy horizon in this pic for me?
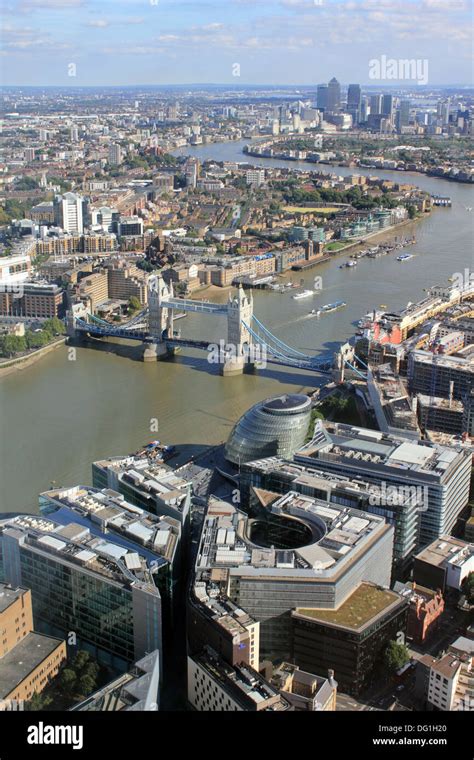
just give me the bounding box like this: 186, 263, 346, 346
2, 0, 473, 88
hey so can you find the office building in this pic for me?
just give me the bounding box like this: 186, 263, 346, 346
413, 536, 474, 593
347, 84, 361, 123
347, 83, 361, 110
397, 99, 411, 130
54, 192, 84, 234
370, 94, 383, 115
326, 78, 341, 113
408, 350, 474, 402
292, 583, 408, 696
117, 216, 144, 238
270, 662, 337, 711
39, 484, 181, 623
296, 421, 472, 547
3, 282, 65, 319
360, 97, 369, 122
382, 94, 394, 119
0, 584, 66, 709
240, 456, 422, 579
91, 206, 116, 232
92, 450, 191, 529
0, 513, 162, 672
225, 394, 312, 466
188, 647, 293, 712
316, 85, 328, 111
190, 492, 393, 659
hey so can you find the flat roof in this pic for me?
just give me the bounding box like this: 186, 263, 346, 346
294, 582, 403, 631
415, 536, 473, 568
0, 584, 27, 615
0, 632, 64, 699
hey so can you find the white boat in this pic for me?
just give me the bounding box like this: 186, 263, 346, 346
293, 289, 314, 300
397, 253, 413, 261
320, 300, 347, 313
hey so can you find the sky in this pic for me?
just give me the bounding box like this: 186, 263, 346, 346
2, 0, 473, 87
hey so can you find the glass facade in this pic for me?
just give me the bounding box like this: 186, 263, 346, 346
19, 547, 135, 665
225, 394, 312, 465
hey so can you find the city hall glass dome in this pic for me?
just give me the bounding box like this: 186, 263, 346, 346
225, 393, 312, 465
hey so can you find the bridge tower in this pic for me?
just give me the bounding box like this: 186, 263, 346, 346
222, 285, 254, 376
66, 302, 90, 338
144, 274, 174, 361
332, 342, 355, 383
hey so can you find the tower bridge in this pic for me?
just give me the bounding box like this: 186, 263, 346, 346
68, 274, 363, 380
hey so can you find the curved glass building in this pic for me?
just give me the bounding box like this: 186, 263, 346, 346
225, 393, 312, 465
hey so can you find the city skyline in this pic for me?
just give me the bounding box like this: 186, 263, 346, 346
2, 0, 473, 87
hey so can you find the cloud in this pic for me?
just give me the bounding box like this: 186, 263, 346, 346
2, 24, 73, 51
85, 15, 144, 28
86, 19, 109, 28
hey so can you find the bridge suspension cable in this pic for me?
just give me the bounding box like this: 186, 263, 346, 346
250, 315, 311, 359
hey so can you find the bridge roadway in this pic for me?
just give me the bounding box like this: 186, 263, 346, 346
73, 318, 333, 373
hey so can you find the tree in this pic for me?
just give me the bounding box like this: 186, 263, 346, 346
72, 650, 92, 672
26, 690, 53, 711
0, 334, 27, 357
77, 674, 96, 698
407, 205, 417, 219
59, 668, 77, 693
462, 572, 474, 604
43, 317, 65, 336
384, 640, 410, 673
128, 296, 142, 314
25, 330, 50, 350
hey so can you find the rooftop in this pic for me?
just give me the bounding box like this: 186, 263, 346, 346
193, 647, 292, 711
93, 454, 190, 511
415, 535, 473, 569
410, 349, 474, 373
0, 632, 64, 699
40, 485, 180, 565
0, 584, 28, 616
297, 420, 466, 479
293, 582, 404, 631
195, 491, 389, 578
0, 513, 160, 593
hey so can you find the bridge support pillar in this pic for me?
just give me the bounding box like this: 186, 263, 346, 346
142, 343, 171, 362
221, 355, 248, 376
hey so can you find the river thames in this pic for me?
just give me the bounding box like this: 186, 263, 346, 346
1, 140, 473, 514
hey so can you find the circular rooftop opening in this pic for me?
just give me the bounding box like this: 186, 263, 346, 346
247, 512, 320, 551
